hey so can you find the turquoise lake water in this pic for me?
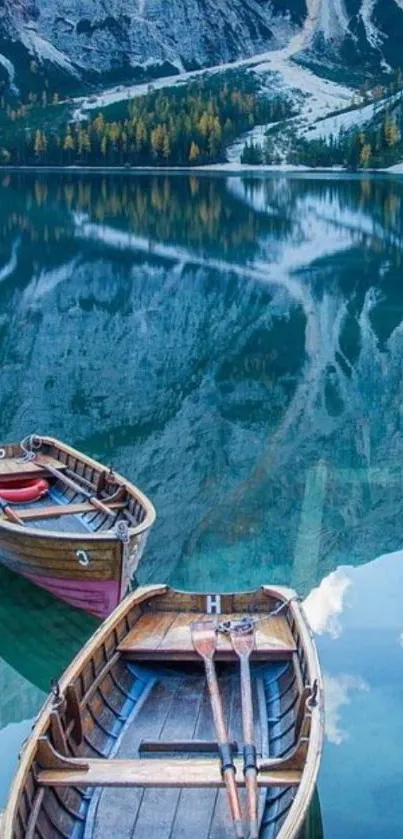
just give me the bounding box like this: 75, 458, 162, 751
1, 172, 403, 836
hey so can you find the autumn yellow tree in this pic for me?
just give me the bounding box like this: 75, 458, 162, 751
150, 125, 164, 159
93, 113, 105, 136
162, 126, 171, 160
100, 135, 108, 158
34, 130, 47, 158
63, 130, 75, 162
78, 128, 91, 156
199, 112, 210, 136
135, 118, 147, 152
360, 143, 372, 167
189, 141, 200, 163
384, 115, 401, 147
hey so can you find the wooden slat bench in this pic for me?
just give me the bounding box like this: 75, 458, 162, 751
9, 502, 126, 522
0, 455, 68, 483
37, 758, 301, 789
118, 612, 297, 661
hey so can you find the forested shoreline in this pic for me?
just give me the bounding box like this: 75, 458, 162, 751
242, 73, 403, 170
0, 78, 291, 167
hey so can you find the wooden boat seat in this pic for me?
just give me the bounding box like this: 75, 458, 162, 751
0, 455, 67, 483
36, 739, 302, 789
12, 501, 126, 521
118, 612, 297, 661
37, 759, 301, 788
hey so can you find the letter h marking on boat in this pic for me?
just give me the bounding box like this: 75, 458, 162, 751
206, 594, 221, 615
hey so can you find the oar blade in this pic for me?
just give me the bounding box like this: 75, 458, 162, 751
230, 629, 255, 658
191, 620, 217, 660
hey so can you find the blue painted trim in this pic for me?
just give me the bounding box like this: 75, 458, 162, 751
74, 667, 156, 839
48, 487, 94, 533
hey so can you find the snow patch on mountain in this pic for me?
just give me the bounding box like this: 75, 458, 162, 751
360, 0, 383, 50
317, 0, 351, 42
303, 101, 376, 141
0, 53, 18, 94
20, 27, 80, 76
383, 161, 403, 172
303, 89, 402, 141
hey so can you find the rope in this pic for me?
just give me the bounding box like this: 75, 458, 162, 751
215, 596, 300, 635
18, 434, 43, 462
216, 616, 257, 635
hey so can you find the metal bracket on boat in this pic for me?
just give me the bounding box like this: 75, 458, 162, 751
115, 520, 130, 543
77, 549, 90, 567
307, 679, 319, 710
51, 679, 63, 710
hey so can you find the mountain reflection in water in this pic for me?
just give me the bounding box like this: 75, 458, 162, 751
1, 174, 403, 592
1, 171, 403, 833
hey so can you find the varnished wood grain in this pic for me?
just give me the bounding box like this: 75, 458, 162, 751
37, 758, 302, 788
0, 455, 67, 477
8, 501, 126, 521
119, 613, 296, 660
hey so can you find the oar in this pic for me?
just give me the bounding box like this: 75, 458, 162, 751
192, 621, 244, 839
35, 458, 116, 519
0, 496, 24, 525
231, 628, 258, 839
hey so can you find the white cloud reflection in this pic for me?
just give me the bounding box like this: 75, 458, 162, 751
303, 568, 352, 638
324, 673, 369, 745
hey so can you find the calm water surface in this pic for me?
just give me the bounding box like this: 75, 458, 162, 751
1, 172, 403, 836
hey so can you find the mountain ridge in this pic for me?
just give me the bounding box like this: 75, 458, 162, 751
0, 0, 305, 94
1, 0, 403, 98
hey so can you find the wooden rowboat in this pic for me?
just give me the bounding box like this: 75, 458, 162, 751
3, 585, 324, 839
0, 436, 155, 618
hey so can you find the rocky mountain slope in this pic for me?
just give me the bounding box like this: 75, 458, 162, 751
299, 0, 403, 76
0, 0, 306, 93
1, 0, 403, 97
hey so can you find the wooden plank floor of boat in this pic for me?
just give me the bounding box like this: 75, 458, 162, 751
118, 612, 296, 661
89, 666, 266, 839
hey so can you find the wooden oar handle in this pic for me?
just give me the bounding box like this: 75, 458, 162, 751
223, 768, 245, 839
88, 495, 116, 518
36, 459, 116, 519
0, 498, 24, 525
231, 630, 258, 838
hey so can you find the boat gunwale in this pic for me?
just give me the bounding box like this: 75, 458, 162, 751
268, 589, 324, 839
0, 436, 156, 541
3, 584, 324, 839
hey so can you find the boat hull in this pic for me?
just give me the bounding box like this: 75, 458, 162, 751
0, 526, 148, 618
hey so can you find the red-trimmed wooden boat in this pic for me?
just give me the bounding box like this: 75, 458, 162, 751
0, 436, 155, 618
3, 584, 324, 839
